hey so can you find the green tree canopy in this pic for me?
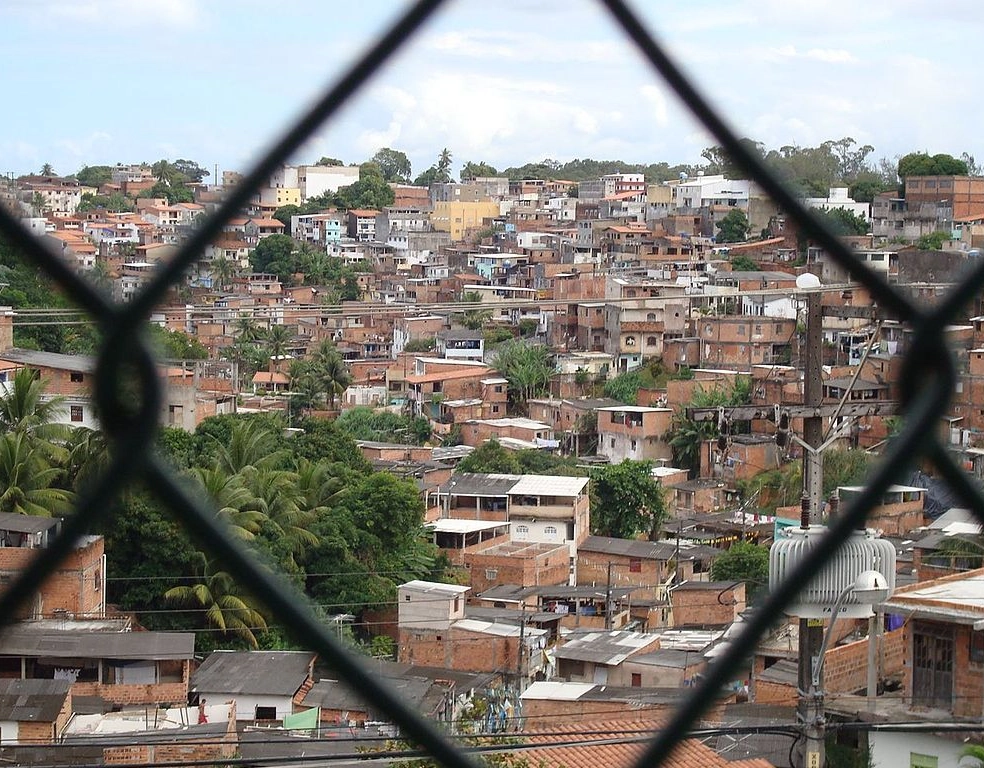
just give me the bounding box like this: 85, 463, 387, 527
334, 162, 395, 210
334, 406, 431, 445
147, 325, 208, 360
917, 231, 949, 250
460, 160, 498, 180
370, 148, 412, 184
709, 540, 769, 597
78, 191, 134, 213
590, 460, 667, 541
715, 209, 751, 243
456, 439, 521, 475
171, 159, 210, 183
730, 254, 759, 272
898, 152, 969, 182
491, 339, 554, 412
273, 204, 301, 232
250, 234, 298, 283
74, 165, 114, 188
811, 207, 870, 236
138, 181, 194, 204
413, 166, 439, 187
669, 378, 751, 476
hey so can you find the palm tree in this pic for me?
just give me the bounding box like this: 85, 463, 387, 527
265, 324, 293, 367
288, 360, 322, 412
0, 368, 71, 463
64, 426, 110, 494
39, 163, 55, 177
30, 192, 49, 217
223, 338, 264, 392
212, 420, 286, 475
311, 341, 351, 409
233, 316, 264, 344
295, 458, 345, 512
194, 467, 266, 541
211, 256, 235, 292
151, 159, 174, 186
241, 466, 318, 560
457, 291, 491, 330
164, 559, 268, 648
0, 433, 73, 516
435, 148, 453, 183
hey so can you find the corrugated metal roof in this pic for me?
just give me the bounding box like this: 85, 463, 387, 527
191, 650, 315, 696
443, 473, 521, 496
0, 629, 194, 660
509, 475, 588, 497
0, 348, 95, 373
401, 580, 471, 595
303, 675, 434, 712
520, 681, 595, 700
552, 631, 658, 665
0, 679, 70, 722
453, 619, 547, 638
0, 513, 60, 534
426, 519, 508, 534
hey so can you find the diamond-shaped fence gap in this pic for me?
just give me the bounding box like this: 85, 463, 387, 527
0, 0, 977, 767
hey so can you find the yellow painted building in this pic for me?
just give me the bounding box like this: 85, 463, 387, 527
431, 201, 500, 241
259, 187, 302, 207
275, 187, 301, 206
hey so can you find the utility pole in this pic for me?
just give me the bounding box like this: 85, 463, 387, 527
516, 602, 527, 687
604, 561, 614, 631
798, 289, 826, 768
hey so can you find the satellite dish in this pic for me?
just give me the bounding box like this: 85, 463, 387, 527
795, 273, 821, 290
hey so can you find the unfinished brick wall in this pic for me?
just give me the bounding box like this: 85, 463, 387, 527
0, 537, 104, 619
17, 720, 56, 744
521, 697, 731, 724
752, 678, 798, 706
753, 627, 904, 704
577, 551, 675, 602
398, 627, 517, 673
824, 627, 904, 694
671, 583, 745, 628
72, 679, 188, 708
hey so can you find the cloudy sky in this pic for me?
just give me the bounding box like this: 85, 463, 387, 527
1, 0, 980, 181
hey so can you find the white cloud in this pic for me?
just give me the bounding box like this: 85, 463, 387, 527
356, 121, 405, 157
6, 0, 201, 27
54, 131, 112, 159
423, 29, 620, 65
639, 85, 669, 127
804, 48, 857, 63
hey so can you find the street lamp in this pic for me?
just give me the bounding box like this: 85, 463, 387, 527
801, 569, 891, 768
810, 570, 890, 689
770, 526, 895, 768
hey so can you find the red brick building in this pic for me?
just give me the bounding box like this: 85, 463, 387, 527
0, 514, 104, 621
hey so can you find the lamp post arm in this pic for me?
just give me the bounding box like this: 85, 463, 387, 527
811, 582, 855, 689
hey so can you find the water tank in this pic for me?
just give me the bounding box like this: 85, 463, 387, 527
769, 526, 896, 619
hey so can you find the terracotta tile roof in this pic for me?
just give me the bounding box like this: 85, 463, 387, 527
347, 208, 381, 217
252, 371, 289, 385
604, 190, 646, 201
523, 722, 773, 768
248, 218, 285, 228
406, 368, 490, 385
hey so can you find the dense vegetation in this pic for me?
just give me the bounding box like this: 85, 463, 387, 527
0, 369, 454, 652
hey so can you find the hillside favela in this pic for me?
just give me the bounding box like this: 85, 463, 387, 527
4, 42, 984, 768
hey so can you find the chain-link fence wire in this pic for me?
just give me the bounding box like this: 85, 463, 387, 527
0, 0, 979, 765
